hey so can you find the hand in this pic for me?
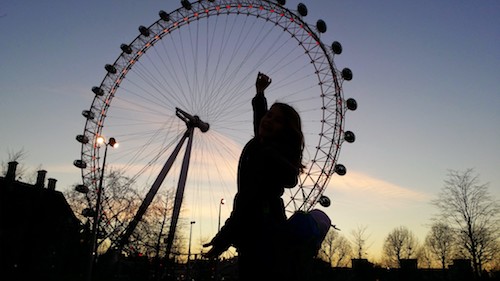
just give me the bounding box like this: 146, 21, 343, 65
256, 72, 272, 93
202, 240, 226, 259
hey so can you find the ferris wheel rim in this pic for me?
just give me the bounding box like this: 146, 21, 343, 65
76, 0, 352, 224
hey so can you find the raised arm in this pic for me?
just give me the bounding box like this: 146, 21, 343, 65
252, 72, 272, 136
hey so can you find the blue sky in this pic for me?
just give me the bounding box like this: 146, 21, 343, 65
1, 1, 499, 261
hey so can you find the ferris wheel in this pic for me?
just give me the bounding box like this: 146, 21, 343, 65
74, 0, 357, 253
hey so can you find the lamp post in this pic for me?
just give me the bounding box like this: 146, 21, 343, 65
187, 221, 196, 280
218, 198, 225, 232
215, 198, 225, 279
86, 136, 118, 281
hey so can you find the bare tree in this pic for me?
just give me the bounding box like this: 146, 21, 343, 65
432, 169, 500, 277
350, 225, 372, 259
318, 229, 353, 267
424, 222, 455, 269
382, 226, 419, 268
66, 169, 177, 256
417, 246, 433, 269
130, 191, 180, 258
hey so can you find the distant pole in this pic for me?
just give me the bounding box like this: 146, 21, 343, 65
187, 221, 196, 279
155, 195, 169, 259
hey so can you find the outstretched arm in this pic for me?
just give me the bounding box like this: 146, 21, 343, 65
252, 72, 271, 136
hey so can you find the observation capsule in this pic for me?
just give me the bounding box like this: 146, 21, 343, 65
341, 68, 353, 81
75, 184, 89, 194
334, 164, 346, 176
277, 0, 286, 5
346, 98, 358, 111
319, 195, 331, 207
82, 208, 95, 217
76, 134, 89, 144
181, 0, 192, 10
120, 44, 133, 54
316, 19, 327, 33
331, 41, 342, 55
105, 64, 117, 74
159, 10, 170, 21
73, 159, 87, 169
82, 110, 95, 120
297, 3, 308, 17
92, 86, 104, 96
139, 25, 150, 37
344, 131, 356, 143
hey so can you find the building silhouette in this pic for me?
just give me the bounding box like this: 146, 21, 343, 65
0, 161, 85, 281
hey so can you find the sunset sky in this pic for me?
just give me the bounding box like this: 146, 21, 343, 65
1, 0, 499, 261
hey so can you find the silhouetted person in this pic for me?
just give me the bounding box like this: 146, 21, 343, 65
203, 72, 305, 281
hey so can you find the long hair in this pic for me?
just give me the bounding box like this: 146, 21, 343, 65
271, 102, 305, 174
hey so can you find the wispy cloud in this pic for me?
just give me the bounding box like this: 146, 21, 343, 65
329, 170, 430, 203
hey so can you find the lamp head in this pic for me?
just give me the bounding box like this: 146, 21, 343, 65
96, 136, 105, 145
109, 137, 118, 148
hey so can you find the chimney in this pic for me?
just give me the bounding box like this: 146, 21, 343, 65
47, 178, 57, 191
6, 161, 18, 182
36, 170, 47, 188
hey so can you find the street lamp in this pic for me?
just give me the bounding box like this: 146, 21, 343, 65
86, 136, 118, 281
188, 221, 196, 260
187, 221, 196, 279
218, 198, 225, 232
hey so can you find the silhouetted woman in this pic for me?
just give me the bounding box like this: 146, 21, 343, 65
203, 72, 305, 281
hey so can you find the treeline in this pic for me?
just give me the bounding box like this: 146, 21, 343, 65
317, 169, 499, 280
